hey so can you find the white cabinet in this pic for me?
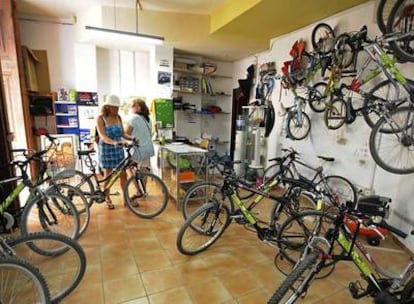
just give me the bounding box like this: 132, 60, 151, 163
173, 54, 233, 154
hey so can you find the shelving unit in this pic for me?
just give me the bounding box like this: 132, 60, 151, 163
173, 53, 233, 154
54, 100, 79, 135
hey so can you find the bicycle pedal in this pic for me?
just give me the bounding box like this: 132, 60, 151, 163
348, 281, 369, 299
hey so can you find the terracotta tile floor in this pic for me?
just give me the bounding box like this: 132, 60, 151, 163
61, 193, 412, 304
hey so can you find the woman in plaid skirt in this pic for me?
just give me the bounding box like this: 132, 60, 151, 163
96, 94, 133, 209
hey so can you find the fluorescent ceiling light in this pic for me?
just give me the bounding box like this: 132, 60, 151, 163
85, 26, 164, 46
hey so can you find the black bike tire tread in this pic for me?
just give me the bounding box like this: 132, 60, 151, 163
6, 231, 86, 303
176, 202, 230, 255
0, 256, 51, 304
268, 251, 320, 304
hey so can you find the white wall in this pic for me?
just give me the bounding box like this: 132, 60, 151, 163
19, 20, 77, 90
233, 0, 414, 250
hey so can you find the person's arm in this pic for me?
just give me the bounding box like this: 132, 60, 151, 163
121, 116, 134, 140
96, 116, 118, 145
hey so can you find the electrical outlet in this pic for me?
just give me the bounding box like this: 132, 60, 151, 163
357, 186, 375, 196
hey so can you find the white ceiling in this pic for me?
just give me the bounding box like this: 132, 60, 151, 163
16, 0, 370, 61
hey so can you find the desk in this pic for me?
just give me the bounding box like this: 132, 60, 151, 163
159, 143, 208, 210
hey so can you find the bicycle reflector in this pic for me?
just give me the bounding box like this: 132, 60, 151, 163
356, 195, 391, 218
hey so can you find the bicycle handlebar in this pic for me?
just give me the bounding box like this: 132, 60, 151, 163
347, 25, 368, 45
375, 220, 408, 239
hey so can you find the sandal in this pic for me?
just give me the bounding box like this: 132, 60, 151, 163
105, 197, 115, 209
127, 193, 142, 208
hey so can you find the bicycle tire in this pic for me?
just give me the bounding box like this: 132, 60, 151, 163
319, 175, 357, 208
387, 0, 414, 62
377, 0, 398, 34
308, 82, 328, 113
181, 181, 233, 220
324, 98, 346, 130
270, 190, 316, 234
54, 169, 95, 207
20, 192, 80, 240
363, 79, 413, 130
123, 171, 168, 218
401, 274, 414, 302
311, 23, 335, 54
0, 256, 51, 304
268, 251, 321, 304
286, 110, 311, 140
277, 210, 343, 268
369, 106, 414, 174
6, 231, 86, 303
47, 183, 90, 237
176, 202, 230, 255
334, 33, 356, 69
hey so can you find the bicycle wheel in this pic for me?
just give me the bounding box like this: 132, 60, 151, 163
0, 256, 51, 304
311, 22, 335, 54
47, 183, 90, 237
270, 189, 316, 232
387, 0, 414, 62
123, 171, 168, 218
319, 175, 357, 208
401, 275, 414, 302
308, 82, 328, 113
369, 106, 414, 174
268, 251, 321, 304
363, 79, 413, 129
277, 210, 340, 266
181, 182, 233, 220
20, 193, 80, 240
7, 232, 86, 303
324, 98, 346, 130
286, 111, 311, 140
334, 33, 355, 69
54, 170, 95, 207
377, 0, 398, 33
176, 202, 230, 255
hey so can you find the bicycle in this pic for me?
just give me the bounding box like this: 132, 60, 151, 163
1, 231, 86, 303
0, 255, 51, 303
0, 148, 80, 240
181, 153, 316, 220
386, 0, 414, 62
268, 198, 414, 303
176, 158, 322, 256
262, 147, 357, 207
56, 141, 169, 218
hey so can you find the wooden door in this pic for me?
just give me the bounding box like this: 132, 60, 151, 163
0, 0, 34, 151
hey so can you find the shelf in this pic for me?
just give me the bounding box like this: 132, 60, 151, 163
56, 125, 79, 128
173, 68, 232, 79
56, 113, 78, 116
55, 100, 77, 104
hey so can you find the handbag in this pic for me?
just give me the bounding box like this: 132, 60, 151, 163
132, 115, 155, 162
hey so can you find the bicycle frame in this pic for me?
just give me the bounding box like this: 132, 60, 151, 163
77, 145, 145, 202
306, 213, 414, 298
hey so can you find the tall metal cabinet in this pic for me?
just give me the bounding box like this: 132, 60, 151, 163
172, 53, 233, 155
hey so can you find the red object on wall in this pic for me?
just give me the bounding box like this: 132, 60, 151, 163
345, 217, 389, 238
